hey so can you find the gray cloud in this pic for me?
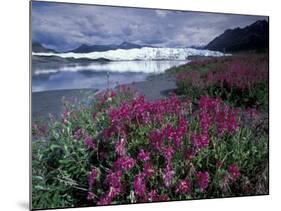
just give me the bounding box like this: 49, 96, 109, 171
32, 2, 268, 52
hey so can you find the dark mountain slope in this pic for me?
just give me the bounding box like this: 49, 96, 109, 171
70, 42, 142, 53
32, 42, 57, 53
205, 20, 269, 52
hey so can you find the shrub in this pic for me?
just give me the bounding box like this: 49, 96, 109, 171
32, 87, 268, 209
175, 55, 269, 110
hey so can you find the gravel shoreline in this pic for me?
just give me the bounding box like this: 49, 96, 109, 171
32, 88, 98, 120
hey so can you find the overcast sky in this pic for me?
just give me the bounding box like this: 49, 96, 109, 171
32, 1, 268, 52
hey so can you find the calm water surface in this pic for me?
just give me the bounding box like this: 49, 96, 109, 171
32, 60, 189, 92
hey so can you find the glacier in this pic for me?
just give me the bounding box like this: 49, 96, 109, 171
32, 47, 225, 61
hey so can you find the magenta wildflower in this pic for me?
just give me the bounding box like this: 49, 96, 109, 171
163, 124, 174, 141
115, 138, 126, 156
163, 146, 174, 164
73, 128, 84, 140
228, 163, 241, 182
84, 136, 96, 149
196, 171, 209, 192
88, 167, 98, 187
149, 129, 163, 151
175, 179, 191, 194
97, 194, 112, 205
163, 165, 174, 187
105, 171, 122, 190
134, 173, 146, 197
114, 156, 136, 171
199, 110, 212, 134
138, 149, 150, 162
148, 189, 158, 202
173, 118, 188, 147
143, 162, 155, 178
191, 133, 209, 150
97, 171, 123, 205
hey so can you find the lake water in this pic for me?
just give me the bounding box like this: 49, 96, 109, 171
32, 60, 188, 92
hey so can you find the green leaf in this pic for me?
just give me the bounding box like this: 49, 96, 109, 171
50, 144, 61, 151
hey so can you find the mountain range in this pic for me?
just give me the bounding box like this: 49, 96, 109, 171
32, 19, 269, 54
69, 42, 145, 53
204, 20, 269, 52
32, 42, 57, 53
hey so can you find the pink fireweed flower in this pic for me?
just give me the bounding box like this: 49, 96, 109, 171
84, 136, 96, 149
199, 110, 212, 134
143, 162, 155, 178
102, 171, 123, 204
173, 118, 188, 147
163, 146, 174, 164
163, 165, 174, 187
114, 156, 136, 171
149, 129, 163, 151
148, 189, 158, 202
88, 167, 98, 187
175, 179, 191, 194
97, 195, 112, 205
191, 133, 209, 150
196, 171, 209, 192
105, 171, 122, 190
216, 105, 240, 136
228, 164, 241, 182
107, 186, 121, 199
134, 173, 146, 197
115, 138, 126, 156
138, 149, 150, 162
109, 102, 131, 125
147, 190, 169, 202
163, 124, 174, 141
73, 128, 84, 140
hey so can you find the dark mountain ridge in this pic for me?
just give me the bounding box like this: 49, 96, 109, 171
205, 19, 269, 52
32, 42, 57, 53
70, 41, 143, 53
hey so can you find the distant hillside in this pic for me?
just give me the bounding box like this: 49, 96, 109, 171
32, 42, 57, 53
205, 20, 269, 52
71, 42, 142, 53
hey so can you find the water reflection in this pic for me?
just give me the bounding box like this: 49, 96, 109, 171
32, 60, 188, 92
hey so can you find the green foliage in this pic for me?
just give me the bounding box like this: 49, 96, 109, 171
32, 87, 268, 209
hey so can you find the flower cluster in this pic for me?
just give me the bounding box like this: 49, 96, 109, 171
114, 156, 136, 171
176, 55, 268, 92
191, 133, 209, 150
88, 167, 98, 187
198, 96, 240, 136
84, 136, 96, 149
134, 173, 146, 197
175, 179, 191, 194
115, 138, 126, 156
228, 164, 241, 182
196, 171, 210, 192
97, 171, 123, 205
138, 149, 150, 162
82, 90, 245, 204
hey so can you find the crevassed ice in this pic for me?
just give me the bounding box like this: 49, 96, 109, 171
32, 47, 225, 61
